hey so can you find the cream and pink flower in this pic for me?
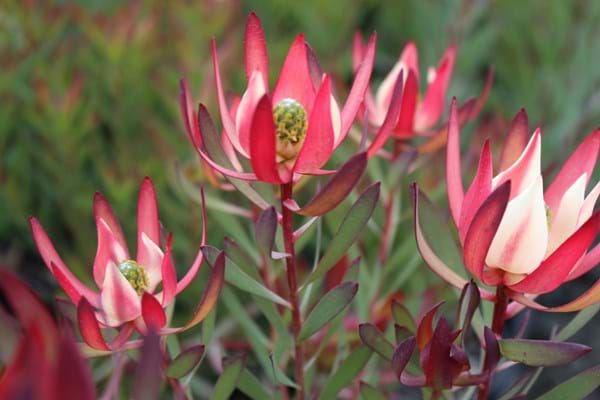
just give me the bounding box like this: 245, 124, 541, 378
30, 178, 222, 350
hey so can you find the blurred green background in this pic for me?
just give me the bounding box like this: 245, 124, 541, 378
1, 0, 600, 396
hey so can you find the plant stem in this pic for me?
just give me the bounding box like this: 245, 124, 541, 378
477, 285, 508, 400
280, 182, 305, 399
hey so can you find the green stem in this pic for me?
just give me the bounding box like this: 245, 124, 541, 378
280, 183, 305, 399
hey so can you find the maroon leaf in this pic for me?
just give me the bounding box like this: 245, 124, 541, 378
392, 336, 417, 381
416, 301, 444, 350
295, 152, 367, 216
133, 329, 163, 400
255, 207, 277, 255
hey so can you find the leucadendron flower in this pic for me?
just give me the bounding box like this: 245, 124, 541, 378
414, 99, 600, 312
181, 12, 377, 184
30, 178, 224, 351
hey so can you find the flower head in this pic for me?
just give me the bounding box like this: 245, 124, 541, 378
414, 100, 600, 311
30, 178, 223, 350
181, 12, 377, 184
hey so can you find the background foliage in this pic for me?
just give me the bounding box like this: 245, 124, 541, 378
1, 0, 600, 397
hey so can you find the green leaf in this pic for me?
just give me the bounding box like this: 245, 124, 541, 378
535, 365, 600, 400
299, 282, 358, 341
303, 183, 380, 286
318, 346, 373, 400
237, 368, 278, 400
210, 355, 245, 400
391, 301, 416, 333
555, 302, 600, 342
358, 323, 395, 362
166, 345, 205, 379
499, 339, 591, 367
223, 237, 261, 280
203, 246, 291, 308
295, 153, 367, 216
359, 381, 387, 400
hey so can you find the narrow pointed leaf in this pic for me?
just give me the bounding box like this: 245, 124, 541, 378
416, 302, 444, 350
77, 298, 109, 351
318, 346, 372, 400
255, 207, 277, 255
499, 339, 591, 367
166, 345, 205, 379
211, 355, 246, 400
141, 293, 166, 330
391, 301, 416, 333
204, 246, 290, 308
359, 323, 395, 362
392, 336, 416, 381
483, 327, 500, 371
237, 368, 275, 400
299, 282, 358, 341
455, 280, 481, 342
304, 183, 380, 286
534, 365, 600, 400
359, 381, 387, 400
223, 237, 261, 281
296, 152, 367, 216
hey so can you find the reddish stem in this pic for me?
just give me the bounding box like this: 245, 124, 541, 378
477, 285, 508, 400
280, 183, 305, 399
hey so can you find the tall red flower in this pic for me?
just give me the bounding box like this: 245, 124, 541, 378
30, 178, 223, 350
414, 99, 600, 311
181, 12, 377, 184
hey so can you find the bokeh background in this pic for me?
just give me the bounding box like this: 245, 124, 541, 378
2, 0, 600, 397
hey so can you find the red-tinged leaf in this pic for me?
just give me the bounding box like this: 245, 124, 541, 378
411, 184, 495, 300
299, 282, 358, 341
534, 364, 600, 400
394, 70, 418, 138
180, 78, 201, 147
77, 298, 109, 351
499, 339, 591, 367
416, 302, 444, 350
545, 129, 600, 213
420, 318, 454, 389
181, 250, 225, 330
161, 234, 176, 306
455, 280, 481, 343
483, 327, 500, 372
133, 329, 162, 400
392, 336, 417, 381
57, 330, 96, 400
142, 293, 167, 330
463, 181, 511, 281
391, 301, 416, 333
367, 70, 404, 157
458, 139, 493, 242
324, 256, 349, 291
250, 96, 282, 183
340, 32, 376, 142
499, 109, 530, 171
244, 12, 268, 85
255, 206, 277, 255
295, 152, 367, 216
295, 75, 334, 172
446, 98, 464, 226
507, 285, 600, 313
510, 211, 600, 294
359, 323, 395, 362
166, 345, 205, 379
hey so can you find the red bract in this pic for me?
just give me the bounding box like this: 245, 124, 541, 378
0, 269, 95, 400
415, 99, 600, 311
181, 12, 376, 184
30, 177, 223, 350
